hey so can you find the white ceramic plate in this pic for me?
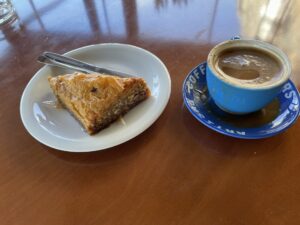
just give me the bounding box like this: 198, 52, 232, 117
20, 43, 171, 152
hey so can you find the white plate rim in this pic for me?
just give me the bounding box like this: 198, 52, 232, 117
20, 43, 171, 152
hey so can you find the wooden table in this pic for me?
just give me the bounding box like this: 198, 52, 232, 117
1, 0, 300, 224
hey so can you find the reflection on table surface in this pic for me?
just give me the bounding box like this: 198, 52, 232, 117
239, 0, 299, 84
1, 1, 300, 225
1, 0, 299, 86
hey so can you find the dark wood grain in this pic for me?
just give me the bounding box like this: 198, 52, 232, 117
1, 0, 300, 224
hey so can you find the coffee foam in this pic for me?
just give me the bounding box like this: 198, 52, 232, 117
215, 47, 282, 86
208, 40, 291, 89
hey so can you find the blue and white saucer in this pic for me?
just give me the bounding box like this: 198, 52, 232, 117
183, 62, 300, 139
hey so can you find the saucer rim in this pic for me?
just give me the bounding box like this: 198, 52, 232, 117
182, 62, 300, 139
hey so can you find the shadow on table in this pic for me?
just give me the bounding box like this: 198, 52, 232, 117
181, 104, 284, 157
43, 120, 160, 165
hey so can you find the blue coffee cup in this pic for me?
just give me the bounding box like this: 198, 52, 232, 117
206, 39, 291, 114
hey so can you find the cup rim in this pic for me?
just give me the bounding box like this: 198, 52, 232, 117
207, 39, 291, 90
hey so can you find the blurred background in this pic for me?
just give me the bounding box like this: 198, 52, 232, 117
1, 0, 299, 84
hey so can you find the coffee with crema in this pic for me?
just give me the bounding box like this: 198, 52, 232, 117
216, 47, 282, 85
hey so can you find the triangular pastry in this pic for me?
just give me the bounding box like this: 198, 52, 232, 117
48, 72, 151, 134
